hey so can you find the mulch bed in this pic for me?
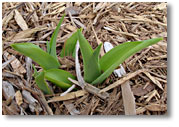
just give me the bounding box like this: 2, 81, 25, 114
2, 2, 167, 115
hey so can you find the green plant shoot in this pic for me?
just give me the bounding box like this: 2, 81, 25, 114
11, 14, 163, 94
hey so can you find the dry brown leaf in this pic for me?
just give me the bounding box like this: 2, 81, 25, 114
14, 9, 28, 30
48, 90, 87, 103
145, 104, 167, 111
15, 90, 23, 106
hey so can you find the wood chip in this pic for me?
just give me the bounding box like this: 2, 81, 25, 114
111, 15, 167, 27
15, 90, 23, 106
63, 101, 80, 115
48, 90, 87, 103
121, 81, 136, 115
2, 81, 15, 100
132, 83, 154, 96
68, 78, 109, 100
94, 3, 107, 13
12, 27, 47, 41
104, 26, 138, 37
22, 90, 42, 112
73, 19, 86, 29
145, 90, 159, 103
136, 107, 146, 114
65, 25, 77, 32
2, 56, 16, 69
145, 103, 167, 111
65, 6, 81, 16
99, 69, 147, 93
154, 3, 167, 10
25, 57, 32, 86
147, 54, 167, 61
4, 52, 26, 74
144, 72, 164, 90
14, 9, 28, 30
2, 10, 14, 28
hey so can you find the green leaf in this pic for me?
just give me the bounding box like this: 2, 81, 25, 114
44, 69, 76, 89
11, 43, 60, 70
60, 31, 78, 58
92, 37, 163, 84
49, 14, 65, 60
32, 64, 39, 77
77, 30, 102, 83
35, 71, 52, 94
46, 41, 50, 54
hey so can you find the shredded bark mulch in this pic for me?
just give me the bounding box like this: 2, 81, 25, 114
2, 2, 167, 115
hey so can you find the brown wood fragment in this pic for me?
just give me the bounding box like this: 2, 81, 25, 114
65, 6, 81, 16
14, 9, 28, 30
12, 27, 47, 41
132, 83, 154, 96
3, 52, 26, 74
111, 15, 167, 27
2, 10, 14, 28
144, 72, 164, 90
136, 107, 146, 114
145, 104, 167, 111
68, 78, 109, 100
38, 91, 53, 115
63, 101, 80, 115
48, 90, 87, 103
99, 69, 147, 93
2, 81, 15, 100
15, 90, 23, 106
121, 81, 136, 115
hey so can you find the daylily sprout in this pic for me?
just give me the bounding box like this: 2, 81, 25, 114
11, 14, 163, 94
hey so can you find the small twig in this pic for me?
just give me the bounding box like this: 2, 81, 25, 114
38, 91, 53, 115
68, 78, 109, 100
48, 90, 87, 102
68, 11, 77, 28
61, 84, 76, 96
111, 16, 167, 27
104, 26, 138, 37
